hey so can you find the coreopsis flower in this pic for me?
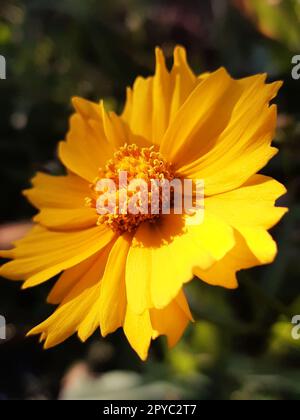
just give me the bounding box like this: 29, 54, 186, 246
0, 47, 287, 360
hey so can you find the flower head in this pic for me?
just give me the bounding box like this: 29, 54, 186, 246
0, 46, 287, 360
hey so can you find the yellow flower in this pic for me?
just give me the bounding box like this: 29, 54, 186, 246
0, 46, 287, 360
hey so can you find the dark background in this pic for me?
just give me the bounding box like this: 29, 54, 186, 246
0, 0, 299, 400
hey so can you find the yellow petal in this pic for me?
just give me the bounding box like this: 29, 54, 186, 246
176, 289, 194, 321
47, 253, 100, 304
160, 67, 239, 163
177, 76, 282, 195
100, 101, 129, 149
123, 306, 155, 361
77, 303, 100, 342
28, 248, 110, 348
150, 290, 192, 348
72, 96, 102, 121
205, 175, 287, 229
0, 225, 116, 287
169, 46, 197, 122
126, 234, 152, 314
194, 230, 258, 289
59, 108, 114, 182
124, 290, 192, 359
121, 46, 198, 147
123, 48, 172, 146
99, 233, 133, 336
126, 210, 234, 314
152, 47, 172, 145
131, 215, 214, 310
187, 211, 235, 260
151, 214, 230, 308
237, 227, 278, 264
34, 207, 98, 231
24, 171, 97, 230
122, 87, 133, 124
204, 174, 287, 263
123, 76, 154, 143
23, 172, 90, 210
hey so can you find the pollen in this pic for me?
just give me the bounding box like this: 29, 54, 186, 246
87, 144, 175, 233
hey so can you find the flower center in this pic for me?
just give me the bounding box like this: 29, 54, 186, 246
86, 144, 175, 233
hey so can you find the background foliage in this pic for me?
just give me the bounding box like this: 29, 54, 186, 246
0, 0, 299, 400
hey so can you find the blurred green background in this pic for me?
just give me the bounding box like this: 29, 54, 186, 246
0, 0, 300, 400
